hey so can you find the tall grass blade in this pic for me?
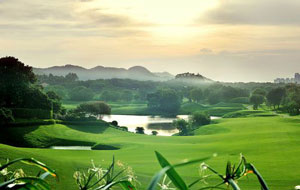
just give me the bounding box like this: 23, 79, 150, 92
246, 163, 269, 190
154, 151, 188, 190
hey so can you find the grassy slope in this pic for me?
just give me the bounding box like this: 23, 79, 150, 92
1, 115, 300, 189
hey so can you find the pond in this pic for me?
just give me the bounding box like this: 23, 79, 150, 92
102, 115, 220, 136
49, 146, 92, 150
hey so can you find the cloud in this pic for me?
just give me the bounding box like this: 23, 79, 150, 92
0, 0, 150, 38
200, 0, 300, 25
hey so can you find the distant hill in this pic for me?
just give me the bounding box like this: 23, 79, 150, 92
33, 65, 174, 81
174, 72, 213, 83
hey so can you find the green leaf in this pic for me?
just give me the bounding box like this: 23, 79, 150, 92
155, 151, 188, 190
0, 177, 50, 190
148, 152, 210, 190
0, 158, 57, 178
246, 163, 269, 190
119, 181, 137, 190
227, 179, 241, 190
148, 167, 171, 190
17, 177, 51, 190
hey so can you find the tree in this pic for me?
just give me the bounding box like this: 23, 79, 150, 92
189, 112, 211, 128
283, 84, 300, 115
21, 87, 52, 110
75, 101, 111, 118
250, 94, 264, 110
252, 88, 267, 97
120, 90, 133, 102
0, 56, 36, 107
267, 87, 286, 109
207, 92, 222, 105
47, 91, 63, 114
101, 91, 120, 102
65, 73, 78, 83
172, 119, 189, 136
152, 131, 158, 136
189, 88, 203, 103
135, 127, 145, 134
69, 86, 94, 101
147, 89, 181, 114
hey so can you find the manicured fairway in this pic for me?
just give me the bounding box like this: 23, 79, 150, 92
1, 115, 300, 190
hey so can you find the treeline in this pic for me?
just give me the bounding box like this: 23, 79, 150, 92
249, 84, 300, 115
38, 73, 159, 102
37, 70, 300, 116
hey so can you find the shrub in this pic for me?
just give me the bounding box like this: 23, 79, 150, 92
111, 120, 118, 126
189, 112, 211, 127
172, 119, 189, 136
135, 127, 145, 134
62, 111, 97, 121
120, 126, 128, 131
75, 101, 111, 118
11, 108, 53, 119
152, 131, 158, 136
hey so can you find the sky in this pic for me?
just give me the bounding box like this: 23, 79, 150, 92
0, 0, 300, 82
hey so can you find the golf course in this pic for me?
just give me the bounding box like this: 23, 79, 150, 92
1, 111, 300, 190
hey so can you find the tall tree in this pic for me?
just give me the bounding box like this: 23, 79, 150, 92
267, 87, 286, 109
0, 56, 36, 107
250, 94, 264, 110
189, 88, 203, 103
147, 89, 181, 114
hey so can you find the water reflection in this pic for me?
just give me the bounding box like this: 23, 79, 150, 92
102, 115, 220, 136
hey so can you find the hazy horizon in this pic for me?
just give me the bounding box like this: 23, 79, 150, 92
1, 0, 300, 82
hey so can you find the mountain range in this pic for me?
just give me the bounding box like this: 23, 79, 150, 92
33, 65, 174, 81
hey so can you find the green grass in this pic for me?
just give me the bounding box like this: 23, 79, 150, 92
223, 110, 278, 118
1, 116, 300, 189
179, 102, 246, 116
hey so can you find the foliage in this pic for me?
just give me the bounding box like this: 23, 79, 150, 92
69, 86, 94, 101
229, 97, 249, 104
11, 108, 53, 119
111, 120, 118, 127
189, 112, 211, 128
147, 89, 181, 114
189, 88, 203, 103
282, 84, 300, 115
149, 152, 269, 190
135, 127, 145, 134
47, 91, 64, 114
100, 91, 120, 102
252, 88, 267, 97
172, 119, 189, 136
0, 107, 14, 125
250, 94, 265, 110
38, 73, 78, 85
73, 157, 137, 190
0, 158, 57, 190
266, 87, 286, 109
75, 101, 111, 118
0, 57, 48, 109
62, 110, 97, 122
152, 131, 158, 136
172, 112, 211, 136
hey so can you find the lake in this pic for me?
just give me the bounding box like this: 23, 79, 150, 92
102, 115, 220, 136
